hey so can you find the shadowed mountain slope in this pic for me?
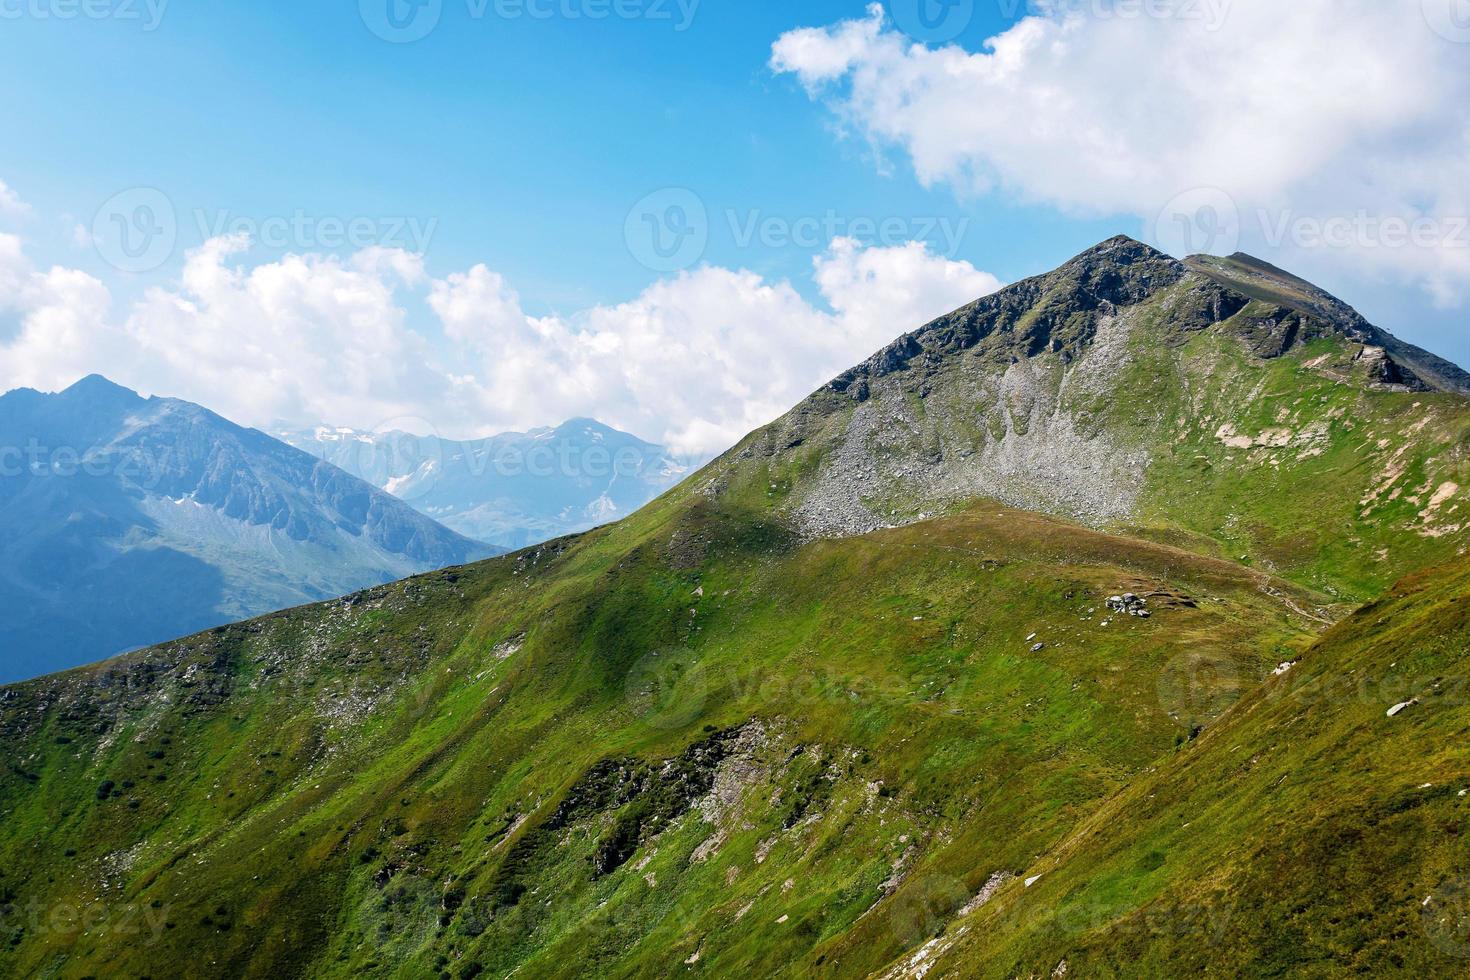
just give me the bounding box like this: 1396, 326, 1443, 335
0, 377, 498, 682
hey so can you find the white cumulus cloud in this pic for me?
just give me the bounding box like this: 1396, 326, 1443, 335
0, 233, 120, 393
772, 0, 1470, 304
426, 237, 1002, 454
0, 223, 1002, 456
121, 235, 440, 429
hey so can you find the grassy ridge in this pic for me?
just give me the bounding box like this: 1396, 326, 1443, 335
0, 501, 1322, 978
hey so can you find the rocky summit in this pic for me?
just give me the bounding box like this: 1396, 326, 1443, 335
2, 239, 1469, 979
719, 236, 1470, 599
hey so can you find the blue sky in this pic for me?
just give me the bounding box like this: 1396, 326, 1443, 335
2, 0, 1084, 307
1, 1, 1467, 452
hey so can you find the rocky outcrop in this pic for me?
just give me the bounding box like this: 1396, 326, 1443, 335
718, 236, 1470, 544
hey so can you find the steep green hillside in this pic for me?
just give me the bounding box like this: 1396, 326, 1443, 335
3, 238, 1469, 979
919, 554, 1470, 978
0, 496, 1325, 978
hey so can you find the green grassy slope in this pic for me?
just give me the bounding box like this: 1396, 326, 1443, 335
924, 554, 1470, 978
1123, 326, 1470, 598
0, 496, 1325, 978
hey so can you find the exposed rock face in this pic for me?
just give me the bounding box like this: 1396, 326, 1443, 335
829, 237, 1189, 396
703, 236, 1470, 547
1352, 345, 1425, 391
1184, 252, 1470, 393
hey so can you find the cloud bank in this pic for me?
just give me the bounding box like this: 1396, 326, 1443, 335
0, 186, 1000, 455
771, 0, 1470, 304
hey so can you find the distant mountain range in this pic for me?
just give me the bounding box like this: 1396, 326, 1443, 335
0, 376, 497, 682
276, 419, 699, 550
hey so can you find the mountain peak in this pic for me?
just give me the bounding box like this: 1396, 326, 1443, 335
762, 237, 1470, 544
557, 416, 611, 432
826, 233, 1186, 396
0, 381, 495, 681
1069, 234, 1172, 266
826, 235, 1465, 403
59, 374, 142, 403
551, 417, 652, 443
